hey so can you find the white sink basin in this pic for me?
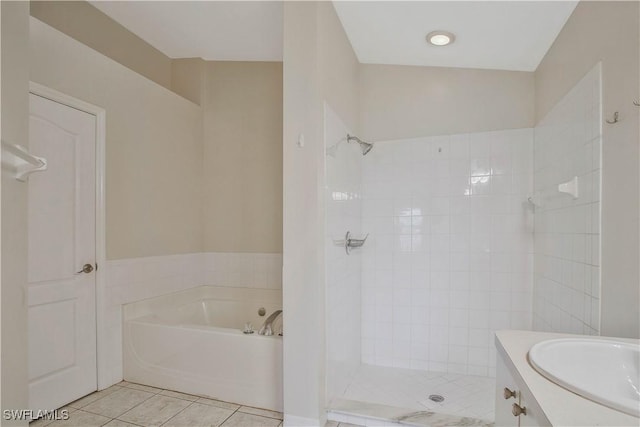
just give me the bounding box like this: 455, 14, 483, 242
529, 338, 640, 417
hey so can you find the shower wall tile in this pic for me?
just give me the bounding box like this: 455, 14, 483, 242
360, 128, 534, 375
532, 63, 601, 335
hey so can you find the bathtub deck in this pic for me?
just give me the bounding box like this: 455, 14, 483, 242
30, 381, 284, 427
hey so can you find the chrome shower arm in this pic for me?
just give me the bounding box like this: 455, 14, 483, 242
347, 134, 366, 144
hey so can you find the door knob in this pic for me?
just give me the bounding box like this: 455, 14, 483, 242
76, 263, 94, 274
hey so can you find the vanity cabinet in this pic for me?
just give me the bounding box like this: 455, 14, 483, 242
496, 351, 550, 427
518, 383, 548, 427
496, 351, 519, 426
495, 330, 640, 427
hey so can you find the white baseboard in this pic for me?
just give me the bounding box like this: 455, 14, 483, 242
284, 414, 322, 427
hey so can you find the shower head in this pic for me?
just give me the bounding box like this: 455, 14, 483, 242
347, 134, 373, 156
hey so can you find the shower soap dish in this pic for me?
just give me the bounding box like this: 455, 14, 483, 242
558, 176, 579, 199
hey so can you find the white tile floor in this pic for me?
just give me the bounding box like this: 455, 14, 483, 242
29, 369, 492, 427
325, 422, 363, 427
30, 381, 284, 427
338, 365, 495, 422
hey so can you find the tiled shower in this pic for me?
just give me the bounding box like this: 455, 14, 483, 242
325, 64, 601, 422
360, 128, 533, 377
532, 64, 602, 335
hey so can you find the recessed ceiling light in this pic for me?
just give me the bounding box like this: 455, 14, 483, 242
427, 31, 455, 46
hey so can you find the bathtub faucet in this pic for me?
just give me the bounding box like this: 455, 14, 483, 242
258, 310, 282, 336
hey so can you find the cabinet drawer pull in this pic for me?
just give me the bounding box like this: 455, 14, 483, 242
512, 403, 527, 417
503, 387, 517, 399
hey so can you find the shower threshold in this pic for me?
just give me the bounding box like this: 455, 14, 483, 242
328, 398, 492, 427
328, 365, 495, 426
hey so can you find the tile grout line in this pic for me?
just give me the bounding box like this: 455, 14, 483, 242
113, 417, 146, 427
236, 408, 284, 421
116, 386, 213, 427
81, 384, 159, 421
66, 409, 114, 427
156, 399, 197, 427
67, 385, 125, 411
37, 382, 285, 427
72, 383, 139, 411
217, 406, 241, 427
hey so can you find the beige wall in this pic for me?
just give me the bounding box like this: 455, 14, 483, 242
171, 58, 206, 106
30, 18, 284, 259
359, 64, 534, 141
202, 61, 283, 254
30, 0, 286, 257
282, 2, 359, 424
30, 1, 172, 90
535, 1, 640, 339
1, 1, 29, 423
30, 18, 204, 260
318, 1, 360, 135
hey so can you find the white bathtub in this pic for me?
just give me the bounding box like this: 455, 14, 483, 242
123, 286, 283, 411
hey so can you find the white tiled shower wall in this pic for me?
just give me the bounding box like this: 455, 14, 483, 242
532, 63, 602, 335
102, 252, 282, 384
325, 104, 363, 401
360, 128, 534, 376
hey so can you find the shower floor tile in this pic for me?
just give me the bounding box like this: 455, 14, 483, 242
31, 381, 283, 427
336, 364, 495, 422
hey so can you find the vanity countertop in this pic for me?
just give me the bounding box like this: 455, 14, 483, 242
495, 330, 639, 427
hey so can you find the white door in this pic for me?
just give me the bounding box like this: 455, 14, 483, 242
27, 93, 97, 411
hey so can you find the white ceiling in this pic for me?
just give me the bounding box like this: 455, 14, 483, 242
333, 1, 578, 71
90, 1, 283, 61
90, 1, 576, 72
